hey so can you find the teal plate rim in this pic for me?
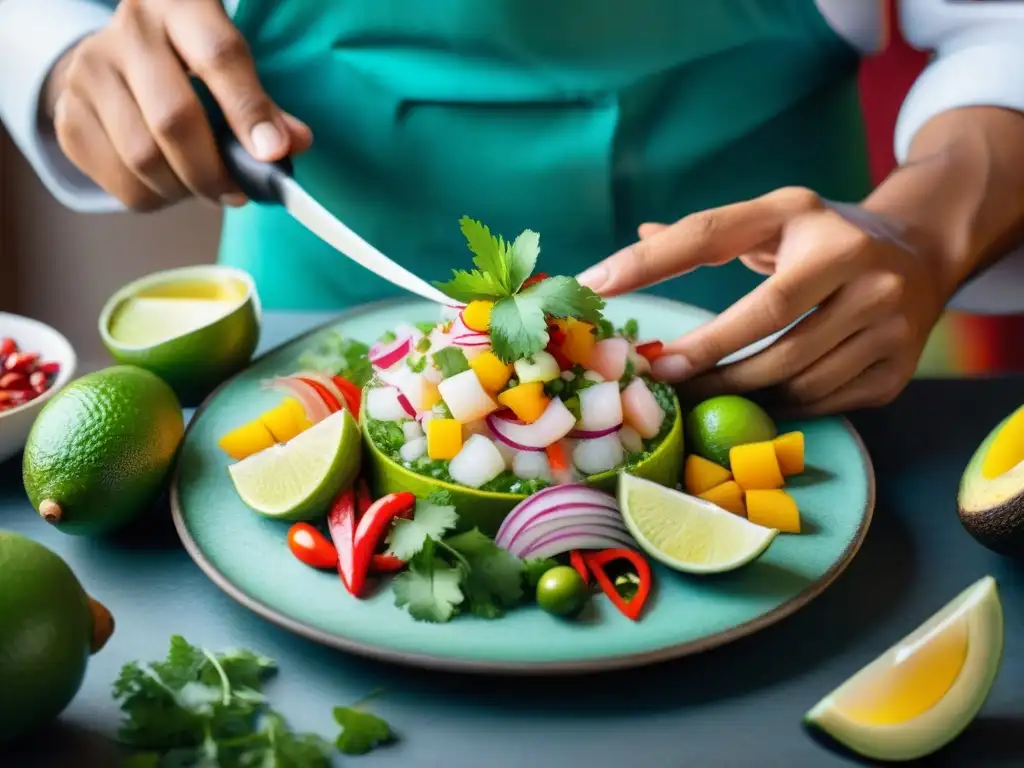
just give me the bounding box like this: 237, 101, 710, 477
170, 299, 876, 675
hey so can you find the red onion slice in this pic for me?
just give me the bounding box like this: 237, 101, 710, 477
262, 377, 332, 424
495, 483, 619, 546
369, 336, 412, 369
503, 504, 624, 552
452, 333, 491, 348
396, 392, 417, 418
486, 398, 575, 451
569, 423, 623, 440
516, 524, 637, 560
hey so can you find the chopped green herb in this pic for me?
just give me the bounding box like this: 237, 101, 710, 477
334, 698, 393, 756
415, 321, 437, 335
392, 539, 466, 622
386, 501, 459, 560
595, 319, 616, 341
619, 358, 636, 386
445, 529, 525, 618
433, 347, 470, 378
433, 401, 454, 419
378, 330, 397, 344
297, 331, 372, 387
367, 418, 406, 455
621, 318, 639, 341
407, 355, 427, 373
416, 336, 432, 353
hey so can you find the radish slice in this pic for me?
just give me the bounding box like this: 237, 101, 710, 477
517, 525, 637, 560
437, 370, 498, 423
495, 484, 620, 548
621, 378, 666, 439
370, 336, 412, 369
449, 434, 506, 488
400, 437, 427, 462
396, 392, 417, 418
513, 451, 551, 481
619, 425, 644, 453
486, 398, 576, 451
366, 386, 410, 421
578, 381, 623, 432
588, 337, 629, 381
572, 433, 625, 475
263, 377, 331, 423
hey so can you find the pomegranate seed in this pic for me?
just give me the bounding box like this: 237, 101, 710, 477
4, 352, 39, 374
38, 361, 61, 376
0, 372, 30, 390
29, 371, 48, 391
0, 390, 31, 405
0, 338, 16, 357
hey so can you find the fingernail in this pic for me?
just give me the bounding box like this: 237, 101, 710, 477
652, 354, 695, 381
220, 193, 249, 208
250, 121, 284, 160
577, 264, 609, 291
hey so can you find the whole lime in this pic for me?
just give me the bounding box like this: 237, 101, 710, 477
685, 395, 777, 468
0, 531, 114, 744
536, 565, 589, 617
23, 365, 184, 535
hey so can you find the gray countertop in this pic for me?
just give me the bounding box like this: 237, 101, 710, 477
1, 312, 1022, 768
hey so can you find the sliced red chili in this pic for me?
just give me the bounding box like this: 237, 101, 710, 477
523, 273, 549, 289
353, 492, 417, 587
326, 488, 361, 595
287, 523, 338, 570
582, 548, 652, 621
297, 376, 342, 413
569, 550, 590, 586
635, 341, 664, 362
332, 375, 363, 418
357, 479, 410, 573
370, 553, 406, 573
545, 341, 574, 371
547, 321, 567, 347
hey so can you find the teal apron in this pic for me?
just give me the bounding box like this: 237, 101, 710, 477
221, 0, 869, 312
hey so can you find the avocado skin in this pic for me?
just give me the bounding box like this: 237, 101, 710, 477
957, 498, 1024, 559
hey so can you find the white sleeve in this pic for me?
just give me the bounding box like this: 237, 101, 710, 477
897, 0, 1024, 315
0, 0, 123, 213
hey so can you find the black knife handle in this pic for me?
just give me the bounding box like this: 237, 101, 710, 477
216, 133, 294, 205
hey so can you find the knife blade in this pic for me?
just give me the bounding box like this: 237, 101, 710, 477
217, 135, 454, 306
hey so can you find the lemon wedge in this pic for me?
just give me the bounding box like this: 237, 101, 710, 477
804, 575, 1004, 762
617, 473, 777, 574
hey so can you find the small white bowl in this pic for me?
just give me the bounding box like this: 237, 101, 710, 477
0, 313, 78, 466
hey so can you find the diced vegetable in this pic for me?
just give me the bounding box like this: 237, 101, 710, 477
621, 378, 666, 439
572, 433, 625, 475
263, 376, 332, 423
403, 421, 424, 441
469, 351, 514, 393
218, 420, 276, 460
746, 489, 801, 533
400, 437, 427, 462
369, 336, 412, 369
461, 300, 494, 332
427, 418, 463, 460
487, 398, 576, 450
619, 426, 643, 453
437, 369, 498, 423
387, 367, 439, 413
698, 480, 746, 517
588, 337, 629, 381
557, 318, 596, 366
730, 441, 784, 490
497, 382, 550, 424
627, 346, 652, 376
635, 341, 664, 362
773, 432, 805, 476
583, 370, 605, 383
513, 451, 551, 481
684, 454, 733, 495
449, 434, 506, 488
581, 549, 652, 621
578, 381, 623, 433
514, 351, 560, 384
366, 386, 411, 421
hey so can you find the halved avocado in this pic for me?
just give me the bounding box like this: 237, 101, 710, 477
361, 393, 685, 537
957, 405, 1024, 557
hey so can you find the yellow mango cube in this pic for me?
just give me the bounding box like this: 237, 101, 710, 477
462, 300, 494, 332
773, 431, 805, 476
746, 489, 801, 533
218, 420, 276, 460
421, 382, 442, 410
427, 418, 463, 460
698, 480, 746, 517
730, 441, 784, 490
497, 382, 550, 424
684, 454, 733, 495
557, 318, 596, 366
260, 397, 311, 443
469, 351, 514, 393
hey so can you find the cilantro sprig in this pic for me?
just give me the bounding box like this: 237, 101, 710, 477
435, 216, 606, 362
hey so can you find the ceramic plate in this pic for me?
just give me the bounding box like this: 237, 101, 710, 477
172, 296, 874, 674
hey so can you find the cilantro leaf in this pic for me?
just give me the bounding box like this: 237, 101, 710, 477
435, 269, 505, 303
523, 276, 604, 323
488, 294, 549, 363
432, 347, 470, 379
427, 490, 453, 506
460, 216, 512, 293
508, 229, 540, 292
386, 501, 459, 560
333, 706, 393, 755
445, 529, 524, 618
392, 540, 465, 622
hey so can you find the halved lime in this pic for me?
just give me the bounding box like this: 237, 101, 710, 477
228, 409, 361, 521
98, 265, 261, 407
617, 473, 777, 574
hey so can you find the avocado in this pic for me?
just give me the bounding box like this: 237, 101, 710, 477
957, 405, 1024, 557
22, 365, 185, 536
0, 531, 114, 744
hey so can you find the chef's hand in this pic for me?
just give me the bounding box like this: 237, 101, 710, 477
577, 187, 953, 416
43, 0, 312, 211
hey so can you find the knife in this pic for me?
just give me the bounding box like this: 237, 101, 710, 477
216, 135, 454, 306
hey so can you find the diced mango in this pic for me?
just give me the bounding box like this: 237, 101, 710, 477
462, 300, 494, 332
746, 489, 801, 533
982, 406, 1024, 479
698, 480, 746, 517
684, 454, 733, 495
421, 382, 442, 410
557, 318, 596, 366
469, 351, 514, 393
730, 441, 784, 490
497, 382, 550, 424
773, 431, 805, 476
218, 420, 276, 460
260, 397, 312, 443
427, 418, 463, 460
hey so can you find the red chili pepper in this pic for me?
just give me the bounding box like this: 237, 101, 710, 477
287, 523, 338, 569
356, 479, 373, 515
581, 548, 652, 621
569, 550, 590, 586
547, 321, 567, 347
332, 375, 362, 418
297, 376, 342, 413
353, 492, 417, 585
326, 488, 361, 594
545, 341, 574, 371
635, 341, 664, 362
523, 273, 549, 288
355, 480, 409, 573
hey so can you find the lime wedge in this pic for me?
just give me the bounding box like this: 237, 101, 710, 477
228, 409, 361, 521
108, 297, 238, 347
617, 473, 777, 574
